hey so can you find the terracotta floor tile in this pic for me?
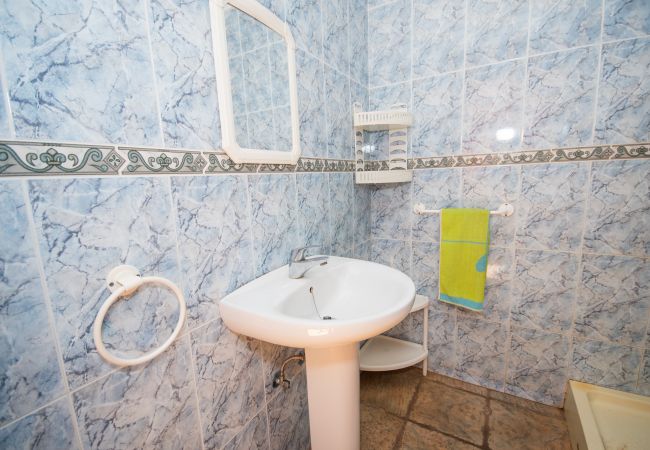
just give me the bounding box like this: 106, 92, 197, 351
361, 404, 405, 450
409, 378, 488, 446
488, 389, 565, 418
425, 372, 489, 397
399, 422, 479, 450
488, 399, 571, 450
361, 367, 423, 417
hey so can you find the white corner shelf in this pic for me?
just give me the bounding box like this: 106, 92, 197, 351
353, 109, 413, 131
359, 294, 429, 373
355, 170, 413, 184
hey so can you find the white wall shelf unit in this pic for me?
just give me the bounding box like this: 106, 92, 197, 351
353, 102, 413, 185
359, 294, 429, 375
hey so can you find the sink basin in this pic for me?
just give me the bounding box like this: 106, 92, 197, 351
220, 256, 415, 348
220, 256, 416, 450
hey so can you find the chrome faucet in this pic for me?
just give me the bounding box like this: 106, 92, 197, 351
288, 245, 328, 279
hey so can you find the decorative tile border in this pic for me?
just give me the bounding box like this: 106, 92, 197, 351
0, 140, 356, 177
402, 143, 649, 170
122, 147, 207, 174
0, 141, 123, 176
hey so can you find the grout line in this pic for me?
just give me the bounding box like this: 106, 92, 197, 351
19, 180, 84, 449
591, 0, 606, 144
459, 0, 469, 153
166, 177, 207, 450
142, 0, 166, 147
520, 0, 533, 148
0, 52, 16, 138
184, 334, 207, 450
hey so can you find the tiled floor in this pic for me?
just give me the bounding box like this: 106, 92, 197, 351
360, 367, 571, 450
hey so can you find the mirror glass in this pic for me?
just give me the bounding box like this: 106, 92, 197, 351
224, 5, 292, 152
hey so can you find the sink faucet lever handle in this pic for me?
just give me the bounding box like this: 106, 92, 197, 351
290, 244, 322, 262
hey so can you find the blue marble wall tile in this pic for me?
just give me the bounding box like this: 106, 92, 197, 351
0, 69, 11, 138
595, 38, 650, 145
427, 310, 457, 377
368, 0, 411, 87
412, 0, 465, 78
323, 0, 350, 75
506, 327, 570, 406
370, 239, 411, 275
412, 168, 461, 242
461, 166, 519, 246
259, 0, 287, 21
148, 0, 221, 149
354, 240, 371, 261
267, 369, 310, 450
570, 338, 642, 392
29, 177, 180, 389
286, 0, 323, 56
524, 47, 598, 149
0, 398, 78, 450
192, 319, 265, 450
243, 48, 274, 113
465, 0, 528, 66
74, 337, 200, 449
370, 182, 411, 239
329, 172, 355, 255
529, 0, 601, 54
368, 81, 411, 160
574, 254, 650, 346
583, 160, 650, 257
603, 0, 650, 41
385, 308, 424, 343
349, 0, 368, 85
0, 181, 64, 426
249, 174, 298, 276
172, 175, 254, 329
325, 68, 352, 160
412, 72, 463, 158
458, 247, 515, 324
296, 173, 331, 253
223, 410, 269, 450
411, 241, 440, 302
463, 60, 525, 153
238, 10, 270, 53
638, 349, 650, 395
296, 50, 327, 158
354, 184, 372, 246
269, 41, 291, 109
511, 250, 579, 334
455, 316, 508, 391
260, 342, 304, 397
516, 163, 589, 251
0, 0, 161, 145
248, 110, 277, 150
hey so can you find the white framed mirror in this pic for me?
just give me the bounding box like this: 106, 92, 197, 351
209, 0, 301, 164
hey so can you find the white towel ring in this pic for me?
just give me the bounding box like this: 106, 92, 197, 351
92, 265, 186, 367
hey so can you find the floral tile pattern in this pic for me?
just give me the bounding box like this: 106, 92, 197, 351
122, 147, 206, 174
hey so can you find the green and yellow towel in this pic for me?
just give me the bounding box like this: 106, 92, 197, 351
439, 208, 489, 312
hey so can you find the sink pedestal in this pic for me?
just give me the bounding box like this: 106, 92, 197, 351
305, 343, 360, 450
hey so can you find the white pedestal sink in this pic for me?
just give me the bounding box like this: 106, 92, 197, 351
220, 257, 415, 450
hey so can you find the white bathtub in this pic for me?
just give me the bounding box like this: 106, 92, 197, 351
564, 380, 650, 450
